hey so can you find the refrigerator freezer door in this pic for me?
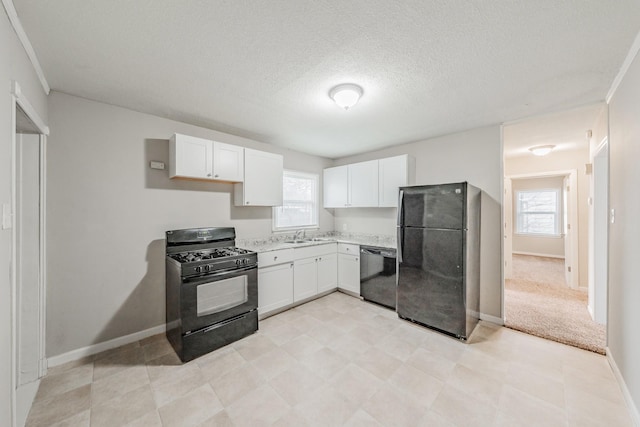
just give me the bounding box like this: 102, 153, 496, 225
397, 227, 466, 337
399, 184, 466, 229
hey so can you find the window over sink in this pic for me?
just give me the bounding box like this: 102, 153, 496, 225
273, 170, 319, 231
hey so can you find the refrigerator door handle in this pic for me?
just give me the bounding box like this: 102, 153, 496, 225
397, 189, 404, 226
396, 227, 403, 264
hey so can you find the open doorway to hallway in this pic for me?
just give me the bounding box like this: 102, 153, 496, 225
502, 104, 606, 354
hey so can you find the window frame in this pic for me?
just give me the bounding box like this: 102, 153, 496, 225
272, 170, 320, 232
514, 188, 562, 238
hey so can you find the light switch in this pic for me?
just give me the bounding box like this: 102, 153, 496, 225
149, 161, 165, 170
2, 203, 12, 230
611, 208, 615, 224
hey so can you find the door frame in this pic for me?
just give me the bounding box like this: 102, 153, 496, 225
11, 81, 49, 427
504, 169, 579, 289
589, 137, 608, 324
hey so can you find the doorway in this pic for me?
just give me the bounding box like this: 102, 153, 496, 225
589, 138, 608, 325
11, 82, 49, 427
502, 104, 607, 353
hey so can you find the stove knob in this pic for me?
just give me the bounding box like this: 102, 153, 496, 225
236, 260, 241, 266
204, 265, 210, 271
195, 266, 202, 273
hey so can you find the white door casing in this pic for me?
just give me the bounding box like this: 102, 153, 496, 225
11, 81, 49, 427
590, 139, 609, 324
503, 178, 513, 280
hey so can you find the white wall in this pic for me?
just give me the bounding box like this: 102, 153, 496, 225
504, 147, 589, 286
608, 44, 640, 419
46, 92, 333, 358
332, 125, 503, 319
0, 7, 49, 426
511, 176, 565, 258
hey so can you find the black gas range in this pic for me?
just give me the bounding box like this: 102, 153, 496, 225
165, 227, 258, 362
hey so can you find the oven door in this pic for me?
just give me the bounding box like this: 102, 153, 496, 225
181, 265, 257, 333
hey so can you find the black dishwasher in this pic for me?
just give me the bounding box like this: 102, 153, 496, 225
360, 245, 397, 310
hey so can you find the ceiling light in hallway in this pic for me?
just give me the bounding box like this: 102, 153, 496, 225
529, 145, 555, 156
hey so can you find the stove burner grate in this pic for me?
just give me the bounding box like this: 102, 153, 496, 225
169, 247, 252, 263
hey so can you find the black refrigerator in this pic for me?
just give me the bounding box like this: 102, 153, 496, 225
396, 182, 481, 340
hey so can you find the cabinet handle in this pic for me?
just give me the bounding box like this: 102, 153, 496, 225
214, 174, 219, 178
355, 258, 358, 261
207, 173, 212, 177
274, 256, 278, 261
319, 257, 322, 261
246, 201, 250, 205
290, 263, 293, 268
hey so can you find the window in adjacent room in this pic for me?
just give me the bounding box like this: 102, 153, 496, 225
515, 189, 561, 236
273, 170, 319, 230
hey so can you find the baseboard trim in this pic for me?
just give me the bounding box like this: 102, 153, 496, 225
606, 347, 640, 426
512, 251, 565, 259
480, 313, 504, 326
47, 324, 166, 367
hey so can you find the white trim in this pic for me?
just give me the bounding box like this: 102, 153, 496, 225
47, 324, 167, 367
480, 313, 504, 326
38, 135, 47, 378
11, 83, 49, 427
512, 251, 565, 259
11, 82, 49, 135
1, 0, 50, 94
606, 29, 640, 103
606, 347, 640, 426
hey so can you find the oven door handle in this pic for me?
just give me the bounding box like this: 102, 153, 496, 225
183, 264, 256, 282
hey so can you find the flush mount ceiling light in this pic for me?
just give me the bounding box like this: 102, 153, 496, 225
329, 83, 363, 110
529, 145, 555, 156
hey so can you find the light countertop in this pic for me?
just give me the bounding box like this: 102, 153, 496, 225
237, 232, 396, 253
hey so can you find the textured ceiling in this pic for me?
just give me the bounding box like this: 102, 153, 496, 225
12, 1, 640, 159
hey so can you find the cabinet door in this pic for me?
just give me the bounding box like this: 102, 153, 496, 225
317, 253, 338, 293
323, 165, 348, 208
258, 263, 294, 315
338, 253, 360, 294
170, 134, 213, 179
294, 257, 318, 302
237, 148, 283, 206
349, 160, 379, 207
379, 155, 408, 207
213, 142, 244, 182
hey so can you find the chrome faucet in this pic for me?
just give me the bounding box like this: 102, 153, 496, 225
293, 229, 306, 241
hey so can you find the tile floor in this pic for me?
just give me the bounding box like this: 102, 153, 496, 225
26, 292, 633, 426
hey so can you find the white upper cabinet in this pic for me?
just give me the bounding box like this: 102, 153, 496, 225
169, 133, 244, 182
323, 165, 349, 208
378, 154, 415, 207
234, 148, 283, 206
349, 160, 379, 207
212, 142, 244, 182
324, 155, 414, 208
323, 160, 378, 208
170, 134, 213, 179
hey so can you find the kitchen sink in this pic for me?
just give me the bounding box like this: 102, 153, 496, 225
283, 239, 313, 244
282, 237, 334, 244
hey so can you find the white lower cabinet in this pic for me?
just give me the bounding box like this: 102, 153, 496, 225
338, 243, 360, 294
258, 262, 294, 315
317, 253, 338, 293
258, 243, 339, 317
294, 257, 318, 302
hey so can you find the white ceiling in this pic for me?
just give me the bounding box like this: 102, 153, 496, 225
12, 1, 640, 159
503, 103, 605, 158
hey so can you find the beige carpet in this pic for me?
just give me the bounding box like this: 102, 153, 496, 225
505, 254, 606, 354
